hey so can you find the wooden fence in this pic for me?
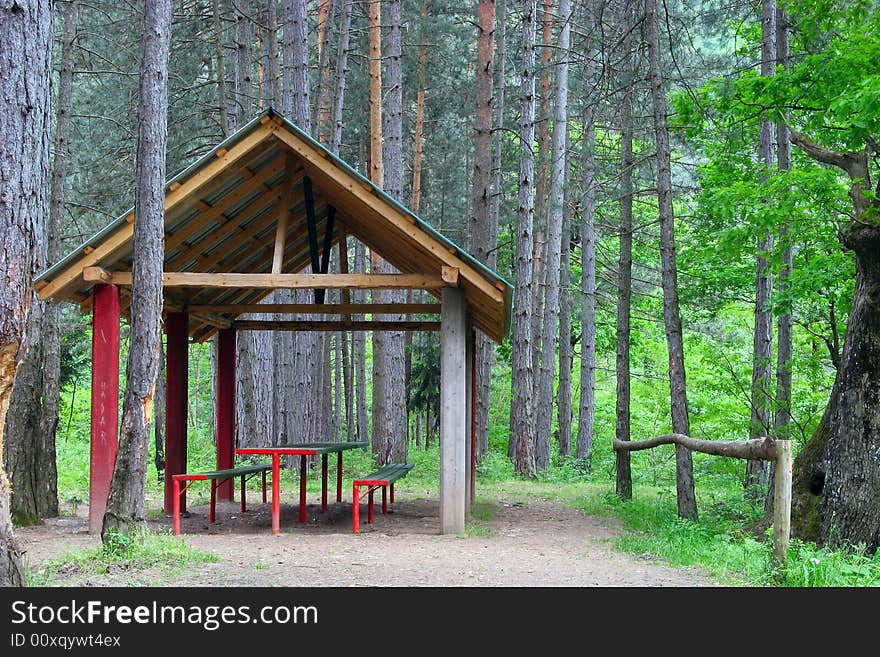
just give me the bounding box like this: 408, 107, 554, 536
613, 435, 793, 565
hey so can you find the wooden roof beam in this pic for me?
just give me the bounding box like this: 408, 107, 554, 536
232, 320, 441, 332
188, 303, 441, 315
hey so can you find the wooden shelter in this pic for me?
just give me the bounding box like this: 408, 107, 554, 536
35, 109, 513, 535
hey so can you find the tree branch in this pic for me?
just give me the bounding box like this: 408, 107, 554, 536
613, 434, 778, 461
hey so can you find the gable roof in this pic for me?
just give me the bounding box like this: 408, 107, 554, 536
35, 109, 513, 343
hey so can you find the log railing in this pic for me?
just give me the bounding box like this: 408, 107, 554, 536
613, 434, 793, 565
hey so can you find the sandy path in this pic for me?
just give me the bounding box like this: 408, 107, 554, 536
16, 495, 717, 587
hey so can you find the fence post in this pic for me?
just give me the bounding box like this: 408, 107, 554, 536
772, 440, 793, 566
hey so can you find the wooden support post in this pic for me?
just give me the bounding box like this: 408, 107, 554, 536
440, 286, 467, 534
216, 328, 236, 500
89, 284, 120, 533
773, 440, 793, 566
164, 312, 189, 515
303, 176, 322, 303
272, 155, 296, 274
338, 225, 352, 326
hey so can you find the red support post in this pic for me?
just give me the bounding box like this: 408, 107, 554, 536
172, 478, 181, 536
164, 312, 189, 515
240, 475, 246, 512
216, 328, 236, 500
321, 454, 328, 512
89, 284, 120, 533
272, 454, 280, 535
299, 455, 307, 523
390, 483, 395, 505
368, 490, 375, 524
209, 480, 216, 523
262, 470, 267, 504
336, 451, 343, 502
382, 486, 387, 514
352, 483, 360, 533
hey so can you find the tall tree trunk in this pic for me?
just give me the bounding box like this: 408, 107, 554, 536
232, 0, 254, 127
315, 0, 335, 144
411, 1, 428, 215
745, 0, 776, 494
0, 0, 52, 586
4, 0, 74, 526
354, 240, 368, 443
102, 0, 171, 540
510, 0, 538, 478
471, 0, 495, 463
531, 0, 553, 381
576, 0, 598, 463
774, 5, 792, 439
615, 0, 634, 500
212, 0, 229, 135
557, 143, 572, 458
264, 0, 281, 108
577, 103, 597, 462
486, 0, 505, 462
534, 0, 571, 469
646, 0, 697, 520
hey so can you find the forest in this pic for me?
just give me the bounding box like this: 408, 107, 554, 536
0, 0, 879, 587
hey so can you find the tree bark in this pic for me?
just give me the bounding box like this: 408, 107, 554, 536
331, 0, 352, 154
787, 127, 880, 552
557, 144, 573, 458
577, 2, 598, 463
212, 0, 229, 135
232, 0, 254, 128
315, 0, 336, 144
486, 0, 506, 462
646, 0, 697, 520
102, 0, 171, 540
746, 0, 776, 494
535, 0, 571, 469
510, 0, 538, 477
471, 0, 495, 463
264, 0, 281, 109
0, 0, 52, 586
615, 0, 634, 500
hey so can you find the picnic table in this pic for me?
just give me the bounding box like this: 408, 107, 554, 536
236, 441, 369, 534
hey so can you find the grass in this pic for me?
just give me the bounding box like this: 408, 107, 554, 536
27, 529, 218, 587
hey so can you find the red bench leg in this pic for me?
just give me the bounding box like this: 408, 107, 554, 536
173, 478, 181, 536
299, 455, 307, 524
337, 452, 343, 502
368, 490, 375, 525
382, 486, 387, 515
240, 475, 246, 512
352, 483, 360, 534
321, 453, 328, 512
390, 483, 395, 505
272, 454, 280, 535
209, 480, 216, 524
262, 470, 267, 504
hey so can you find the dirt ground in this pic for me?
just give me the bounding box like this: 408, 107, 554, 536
16, 491, 718, 587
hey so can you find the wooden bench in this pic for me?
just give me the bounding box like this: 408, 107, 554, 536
172, 463, 272, 536
352, 463, 413, 533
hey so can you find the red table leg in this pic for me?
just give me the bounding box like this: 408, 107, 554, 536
272, 454, 280, 535
299, 455, 307, 524
382, 486, 387, 514
209, 480, 216, 524
368, 490, 375, 525
321, 453, 328, 512
262, 470, 267, 504
173, 478, 181, 536
337, 452, 343, 502
352, 483, 360, 533
240, 475, 246, 512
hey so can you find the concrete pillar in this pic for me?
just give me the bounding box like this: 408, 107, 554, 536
216, 328, 236, 500
89, 284, 120, 533
164, 311, 189, 515
440, 286, 467, 534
